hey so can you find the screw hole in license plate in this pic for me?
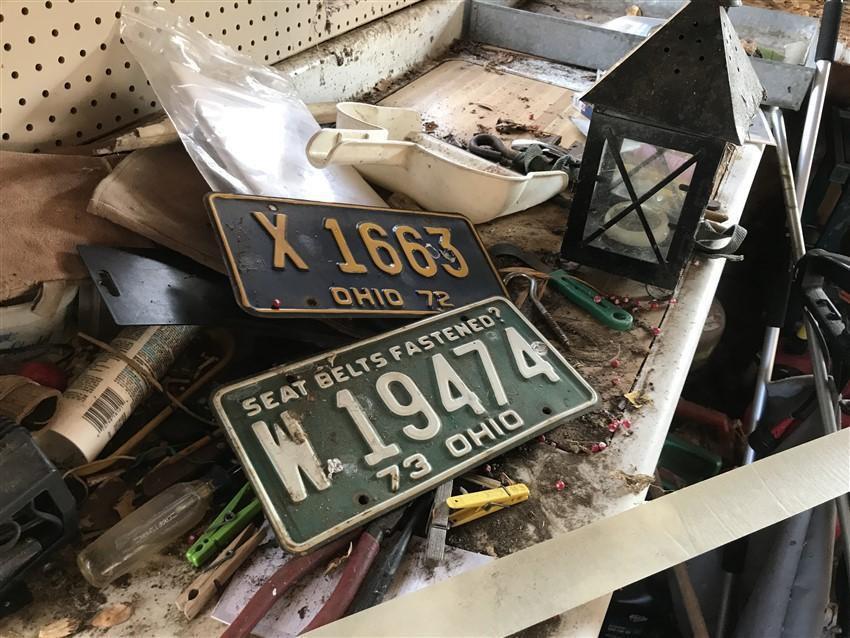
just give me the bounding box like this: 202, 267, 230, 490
542, 406, 552, 415
306, 297, 319, 307
357, 494, 370, 506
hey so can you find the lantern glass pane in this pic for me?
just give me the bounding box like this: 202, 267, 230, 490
583, 137, 695, 264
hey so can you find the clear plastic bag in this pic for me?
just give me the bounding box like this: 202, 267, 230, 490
120, 5, 383, 206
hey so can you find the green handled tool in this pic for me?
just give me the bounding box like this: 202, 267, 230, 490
186, 482, 262, 568
490, 243, 633, 331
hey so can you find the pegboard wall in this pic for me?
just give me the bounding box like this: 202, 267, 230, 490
0, 0, 421, 152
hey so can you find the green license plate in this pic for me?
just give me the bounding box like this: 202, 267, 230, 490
212, 297, 597, 553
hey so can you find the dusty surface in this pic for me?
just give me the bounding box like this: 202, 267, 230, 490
522, 0, 850, 51
377, 59, 667, 560
5, 51, 675, 638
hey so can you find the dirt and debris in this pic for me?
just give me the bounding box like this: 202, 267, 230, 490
38, 618, 80, 638
495, 118, 540, 135
423, 120, 439, 133
90, 603, 134, 629
612, 470, 655, 494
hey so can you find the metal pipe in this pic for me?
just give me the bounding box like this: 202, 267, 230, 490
743, 327, 781, 465
806, 314, 850, 568
796, 0, 845, 209
772, 105, 850, 575
768, 107, 806, 259
794, 59, 832, 210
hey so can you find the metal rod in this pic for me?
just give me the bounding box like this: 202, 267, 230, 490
768, 107, 806, 259
772, 105, 850, 575
794, 59, 832, 211
743, 327, 782, 465
806, 314, 850, 567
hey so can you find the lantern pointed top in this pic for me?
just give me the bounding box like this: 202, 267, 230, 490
581, 0, 764, 145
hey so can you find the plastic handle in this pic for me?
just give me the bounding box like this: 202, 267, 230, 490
816, 0, 845, 62
77, 480, 213, 588
547, 270, 633, 331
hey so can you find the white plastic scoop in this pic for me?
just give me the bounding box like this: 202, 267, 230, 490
306, 102, 568, 224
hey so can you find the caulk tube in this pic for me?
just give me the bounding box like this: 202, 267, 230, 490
36, 325, 199, 467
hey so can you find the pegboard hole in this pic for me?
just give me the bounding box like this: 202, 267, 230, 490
10, 71, 19, 79
110, 92, 117, 99
79, 49, 86, 57
41, 90, 49, 97
1, 134, 9, 141
28, 36, 37, 44
73, 22, 81, 30
129, 84, 135, 92
55, 140, 62, 147
76, 131, 83, 138
95, 16, 101, 24
105, 67, 113, 75
3, 44, 10, 52
57, 55, 65, 63
100, 43, 107, 51
25, 123, 33, 131
18, 98, 26, 106
96, 122, 103, 129
45, 1, 53, 8
21, 7, 29, 15
64, 82, 71, 89
35, 63, 42, 71
674, 68, 681, 74
69, 106, 77, 114
85, 75, 92, 82
90, 99, 97, 107
51, 29, 59, 37
48, 115, 56, 123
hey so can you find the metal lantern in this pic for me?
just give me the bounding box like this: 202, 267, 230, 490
561, 0, 764, 290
